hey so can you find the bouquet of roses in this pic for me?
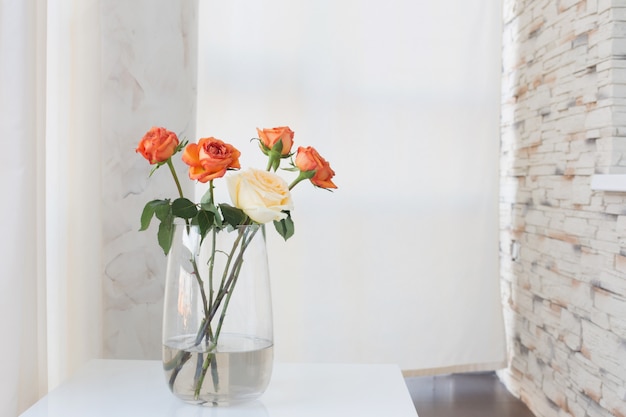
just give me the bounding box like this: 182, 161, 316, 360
136, 126, 336, 253
135, 125, 336, 401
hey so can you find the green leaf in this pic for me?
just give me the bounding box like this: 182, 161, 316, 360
155, 200, 172, 221
172, 197, 198, 219
201, 204, 222, 228
219, 203, 248, 227
139, 199, 169, 231
200, 188, 213, 208
157, 214, 175, 255
273, 212, 295, 241
174, 138, 188, 155
199, 188, 223, 227
253, 137, 270, 155
195, 209, 214, 241
148, 160, 170, 177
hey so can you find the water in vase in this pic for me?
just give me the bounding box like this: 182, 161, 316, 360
163, 333, 274, 406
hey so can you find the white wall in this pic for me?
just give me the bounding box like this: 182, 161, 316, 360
195, 0, 506, 372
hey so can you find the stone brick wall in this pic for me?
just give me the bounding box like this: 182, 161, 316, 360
500, 0, 626, 416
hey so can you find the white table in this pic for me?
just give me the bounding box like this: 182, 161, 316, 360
20, 360, 418, 416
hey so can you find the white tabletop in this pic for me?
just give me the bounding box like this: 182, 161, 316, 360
20, 360, 418, 417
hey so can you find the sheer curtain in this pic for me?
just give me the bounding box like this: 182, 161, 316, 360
0, 1, 102, 415
196, 0, 506, 373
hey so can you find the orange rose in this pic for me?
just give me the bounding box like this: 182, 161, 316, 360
182, 137, 241, 183
136, 126, 179, 164
257, 126, 294, 155
295, 146, 337, 189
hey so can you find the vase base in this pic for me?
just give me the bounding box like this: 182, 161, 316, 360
163, 333, 273, 406
174, 394, 265, 407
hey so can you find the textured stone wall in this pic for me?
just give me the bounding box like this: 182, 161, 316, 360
500, 0, 626, 416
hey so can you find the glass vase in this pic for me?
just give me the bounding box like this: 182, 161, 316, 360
162, 222, 273, 406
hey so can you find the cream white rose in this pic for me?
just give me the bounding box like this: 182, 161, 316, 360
226, 168, 294, 224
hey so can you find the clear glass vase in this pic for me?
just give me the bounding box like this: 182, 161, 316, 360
162, 223, 273, 406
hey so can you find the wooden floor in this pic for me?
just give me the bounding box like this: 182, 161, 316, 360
404, 372, 535, 417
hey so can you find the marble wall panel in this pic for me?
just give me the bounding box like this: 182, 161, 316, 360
100, 0, 198, 359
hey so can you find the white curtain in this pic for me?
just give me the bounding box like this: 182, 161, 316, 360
0, 1, 102, 415
196, 0, 507, 373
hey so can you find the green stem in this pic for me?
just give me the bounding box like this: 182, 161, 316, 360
210, 229, 247, 320
190, 225, 259, 400
213, 259, 244, 340
191, 259, 210, 326
288, 177, 303, 190
167, 160, 210, 331
209, 180, 215, 204
208, 181, 216, 310
208, 230, 216, 310
194, 351, 216, 399
167, 158, 185, 199
167, 351, 191, 391
213, 228, 258, 341
288, 170, 315, 190
266, 150, 281, 172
